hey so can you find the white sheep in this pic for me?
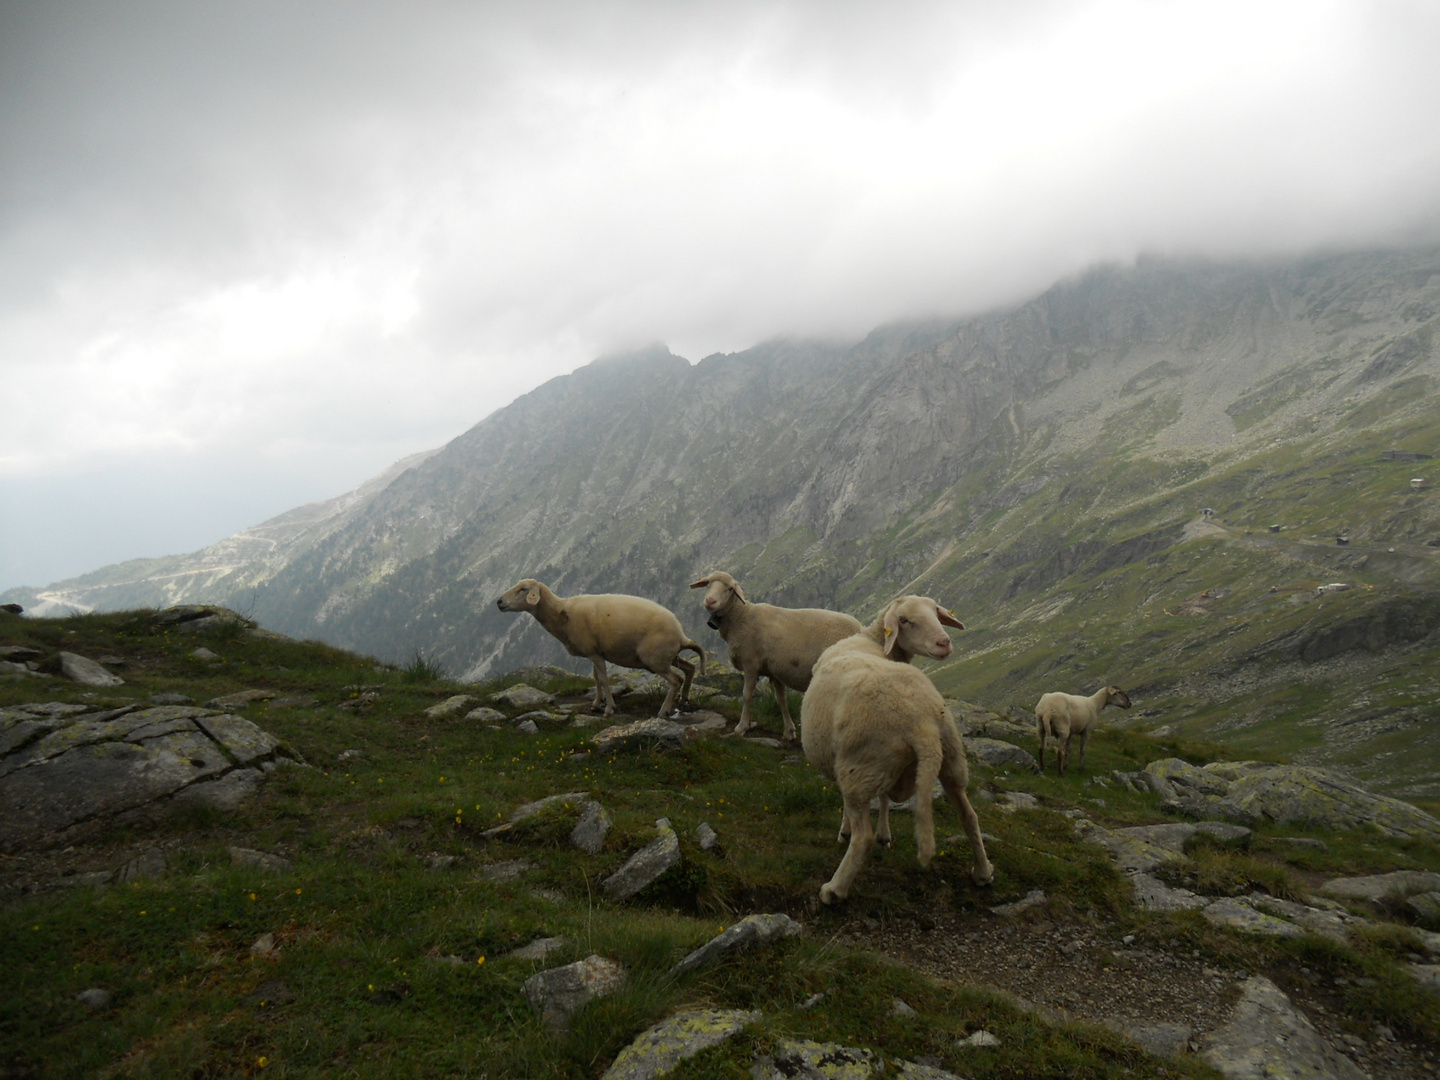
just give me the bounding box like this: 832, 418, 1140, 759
1034, 686, 1132, 776
799, 595, 994, 904
689, 570, 863, 740
496, 579, 705, 718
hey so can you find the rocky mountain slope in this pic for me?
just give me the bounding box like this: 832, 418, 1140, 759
8, 248, 1440, 794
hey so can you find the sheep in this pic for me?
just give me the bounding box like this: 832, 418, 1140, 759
689, 571, 863, 740
495, 579, 705, 718
1034, 686, 1132, 776
799, 595, 994, 904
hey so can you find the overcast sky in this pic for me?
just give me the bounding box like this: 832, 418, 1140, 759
3, 0, 1440, 590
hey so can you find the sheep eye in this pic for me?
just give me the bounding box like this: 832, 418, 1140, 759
898, 617, 910, 626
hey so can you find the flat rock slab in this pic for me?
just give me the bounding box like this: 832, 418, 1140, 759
1130, 872, 1210, 911
506, 937, 566, 961
1079, 820, 1250, 873
753, 1039, 876, 1080
58, 652, 123, 687
1202, 899, 1305, 939
669, 913, 802, 979
965, 737, 1040, 774
601, 1008, 759, 1080
1117, 1021, 1192, 1058
491, 684, 555, 709
1319, 870, 1440, 901
603, 818, 680, 900
592, 719, 690, 752
1199, 976, 1366, 1080
522, 954, 625, 1035
0, 705, 293, 850
425, 695, 475, 718
206, 689, 274, 709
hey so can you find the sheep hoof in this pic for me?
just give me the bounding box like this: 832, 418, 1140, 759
972, 865, 995, 887
876, 835, 892, 848
819, 884, 843, 905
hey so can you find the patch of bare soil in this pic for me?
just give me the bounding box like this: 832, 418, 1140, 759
845, 912, 1440, 1080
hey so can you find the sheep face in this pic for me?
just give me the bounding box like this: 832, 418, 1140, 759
882, 596, 965, 659
689, 571, 746, 626
1107, 687, 1133, 709
496, 579, 543, 612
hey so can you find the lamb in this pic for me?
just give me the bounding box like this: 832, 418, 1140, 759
496, 579, 705, 718
689, 571, 863, 740
799, 595, 994, 904
1034, 686, 1132, 776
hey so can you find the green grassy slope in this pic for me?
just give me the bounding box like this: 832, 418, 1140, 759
3, 610, 1440, 1078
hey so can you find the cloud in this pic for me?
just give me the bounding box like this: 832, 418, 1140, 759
3, 0, 1440, 585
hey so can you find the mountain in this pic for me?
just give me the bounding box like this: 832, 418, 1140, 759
9, 248, 1440, 795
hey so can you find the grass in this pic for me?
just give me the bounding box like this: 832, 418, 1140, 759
2, 608, 1439, 1077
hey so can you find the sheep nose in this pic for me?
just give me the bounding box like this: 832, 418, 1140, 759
495, 598, 504, 610
934, 639, 952, 656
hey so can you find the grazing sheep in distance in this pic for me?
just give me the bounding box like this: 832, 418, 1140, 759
496, 579, 705, 718
689, 570, 863, 740
1035, 686, 1132, 776
800, 595, 993, 904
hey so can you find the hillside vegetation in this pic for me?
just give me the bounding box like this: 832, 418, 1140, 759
4, 609, 1440, 1078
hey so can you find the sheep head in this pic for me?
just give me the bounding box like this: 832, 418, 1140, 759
881, 595, 965, 659
690, 571, 746, 622
1106, 687, 1133, 709
496, 579, 544, 612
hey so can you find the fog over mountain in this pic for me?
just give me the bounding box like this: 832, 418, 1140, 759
4, 2, 1440, 588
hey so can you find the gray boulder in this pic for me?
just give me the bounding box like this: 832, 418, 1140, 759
668, 913, 801, 979
58, 652, 123, 687
601, 1009, 759, 1080
1199, 976, 1366, 1080
522, 954, 626, 1035
425, 695, 475, 718
0, 705, 298, 850
965, 737, 1040, 774
491, 684, 555, 709
602, 818, 681, 900
1318, 870, 1440, 901
592, 718, 690, 752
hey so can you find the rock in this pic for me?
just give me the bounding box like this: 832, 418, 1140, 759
957, 1030, 1000, 1048
1405, 891, 1440, 920
1130, 872, 1209, 911
696, 822, 719, 851
602, 818, 681, 900
155, 605, 252, 633
965, 737, 1040, 774
426, 854, 458, 870
592, 718, 690, 752
506, 937, 566, 961
1319, 870, 1440, 901
464, 706, 506, 723
1199, 976, 1367, 1080
0, 603, 23, 614
995, 791, 1039, 812
425, 695, 475, 718
58, 652, 123, 687
491, 684, 555, 709
1202, 898, 1305, 938
191, 647, 220, 661
569, 801, 611, 854
229, 847, 292, 874
522, 954, 626, 1035
753, 1039, 876, 1080
606, 671, 673, 697
250, 932, 278, 957
892, 998, 917, 1016
115, 849, 167, 882
601, 1008, 760, 1080
514, 709, 556, 727
517, 719, 541, 735
477, 859, 534, 882
1119, 1021, 1192, 1058
669, 913, 802, 979
206, 690, 273, 709
991, 887, 1046, 916
950, 701, 1033, 742
1079, 820, 1249, 873
675, 710, 728, 734
0, 706, 295, 851
149, 693, 192, 705
247, 978, 294, 1006
1408, 964, 1440, 988
746, 737, 783, 748
74, 988, 112, 1011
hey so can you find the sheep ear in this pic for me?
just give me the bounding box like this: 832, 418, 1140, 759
689, 578, 710, 589
526, 588, 540, 605
733, 583, 748, 603
936, 606, 965, 630
882, 606, 900, 654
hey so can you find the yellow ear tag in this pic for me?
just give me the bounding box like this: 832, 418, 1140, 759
885, 627, 893, 636
948, 609, 956, 617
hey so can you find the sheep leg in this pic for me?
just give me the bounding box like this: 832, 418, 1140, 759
821, 791, 876, 904
732, 670, 760, 737
591, 659, 617, 715
836, 805, 850, 843
1076, 727, 1091, 772
772, 680, 797, 741
875, 797, 892, 848
1036, 716, 1046, 772
940, 762, 994, 886
656, 668, 683, 718
912, 755, 942, 867
1057, 732, 1071, 777
673, 656, 696, 712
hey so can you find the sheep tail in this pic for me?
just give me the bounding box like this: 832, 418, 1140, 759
680, 641, 706, 676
